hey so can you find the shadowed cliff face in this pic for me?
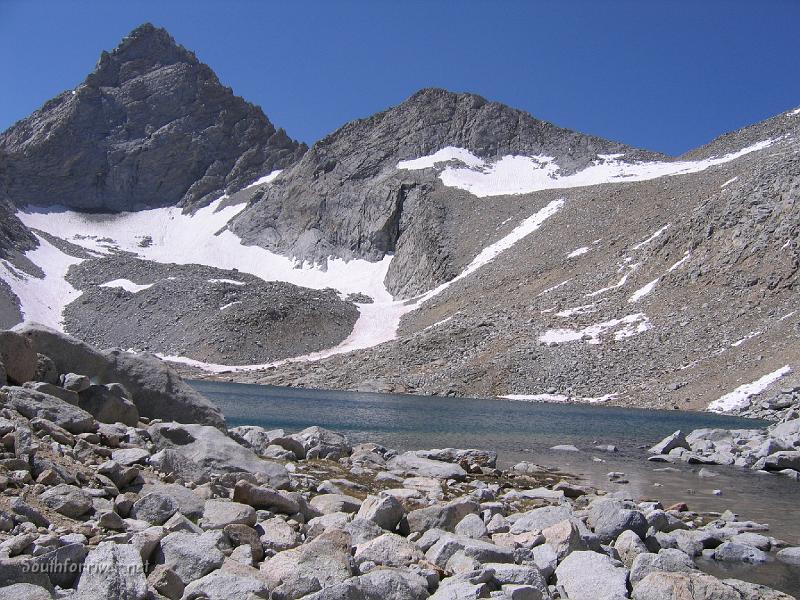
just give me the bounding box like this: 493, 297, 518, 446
229, 87, 664, 297
0, 23, 306, 212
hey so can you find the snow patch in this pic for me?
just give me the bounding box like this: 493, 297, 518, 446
0, 234, 83, 328
157, 200, 564, 371
99, 279, 154, 294
539, 313, 652, 345
586, 264, 639, 298
398, 140, 773, 198
538, 279, 571, 296
243, 169, 282, 189
567, 246, 589, 258
668, 252, 691, 272
628, 278, 659, 303
208, 278, 246, 286
720, 176, 739, 188
220, 301, 241, 311
397, 146, 485, 170
731, 331, 761, 347
708, 365, 792, 413
631, 225, 670, 251
555, 303, 598, 317
501, 392, 618, 404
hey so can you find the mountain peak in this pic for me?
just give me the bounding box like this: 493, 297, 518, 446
88, 23, 197, 87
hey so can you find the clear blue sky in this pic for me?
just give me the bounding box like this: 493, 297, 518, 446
1, 0, 798, 156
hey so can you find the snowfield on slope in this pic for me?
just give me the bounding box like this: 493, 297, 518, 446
708, 366, 793, 413
398, 140, 773, 197
149, 199, 566, 372
0, 234, 83, 329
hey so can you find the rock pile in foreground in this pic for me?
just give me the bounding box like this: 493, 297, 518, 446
0, 327, 797, 599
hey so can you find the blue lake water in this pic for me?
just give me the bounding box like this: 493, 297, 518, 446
191, 380, 800, 594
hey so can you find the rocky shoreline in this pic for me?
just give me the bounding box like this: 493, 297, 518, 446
0, 325, 798, 599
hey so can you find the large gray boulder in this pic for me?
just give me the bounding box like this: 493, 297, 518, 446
356, 494, 405, 531
130, 492, 179, 525
139, 483, 204, 519
233, 480, 300, 514
0, 584, 52, 600
77, 385, 139, 426
0, 330, 37, 384
587, 498, 648, 544
1, 387, 97, 434
509, 505, 578, 535
629, 549, 697, 586
762, 451, 800, 471
74, 542, 147, 600
387, 452, 467, 480
38, 484, 94, 518
301, 567, 430, 600
201, 499, 257, 529
407, 497, 479, 533
648, 431, 690, 455
632, 571, 742, 600
555, 551, 629, 600
354, 532, 425, 568
714, 542, 769, 564
776, 546, 800, 565
425, 533, 514, 568
148, 422, 289, 488
153, 531, 225, 586
260, 529, 355, 599
291, 426, 352, 459
181, 564, 270, 600
13, 324, 225, 428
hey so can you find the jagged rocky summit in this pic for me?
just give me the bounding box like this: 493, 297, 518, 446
0, 23, 306, 212
0, 326, 798, 599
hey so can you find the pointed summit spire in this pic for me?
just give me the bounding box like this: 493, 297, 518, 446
87, 23, 198, 87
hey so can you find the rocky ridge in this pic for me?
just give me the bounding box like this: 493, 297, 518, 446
0, 23, 306, 212
230, 87, 663, 297
1, 326, 799, 599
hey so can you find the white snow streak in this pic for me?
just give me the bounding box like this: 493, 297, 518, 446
631, 225, 670, 250
99, 279, 154, 293
243, 169, 282, 189
731, 331, 761, 348
397, 147, 484, 170
152, 199, 565, 371
0, 235, 83, 328
708, 365, 792, 413
539, 313, 652, 345
555, 303, 598, 317
668, 252, 691, 272
501, 393, 617, 404
567, 246, 589, 258
208, 278, 246, 286
398, 140, 773, 198
720, 176, 739, 188
628, 278, 659, 303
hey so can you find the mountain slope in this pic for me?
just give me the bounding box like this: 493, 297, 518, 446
230, 88, 664, 297
0, 23, 306, 212
233, 107, 800, 412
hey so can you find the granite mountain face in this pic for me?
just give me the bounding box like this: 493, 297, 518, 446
0, 24, 797, 412
0, 23, 305, 213
229, 87, 664, 297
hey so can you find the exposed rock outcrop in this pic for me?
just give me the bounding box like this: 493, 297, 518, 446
0, 23, 306, 212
